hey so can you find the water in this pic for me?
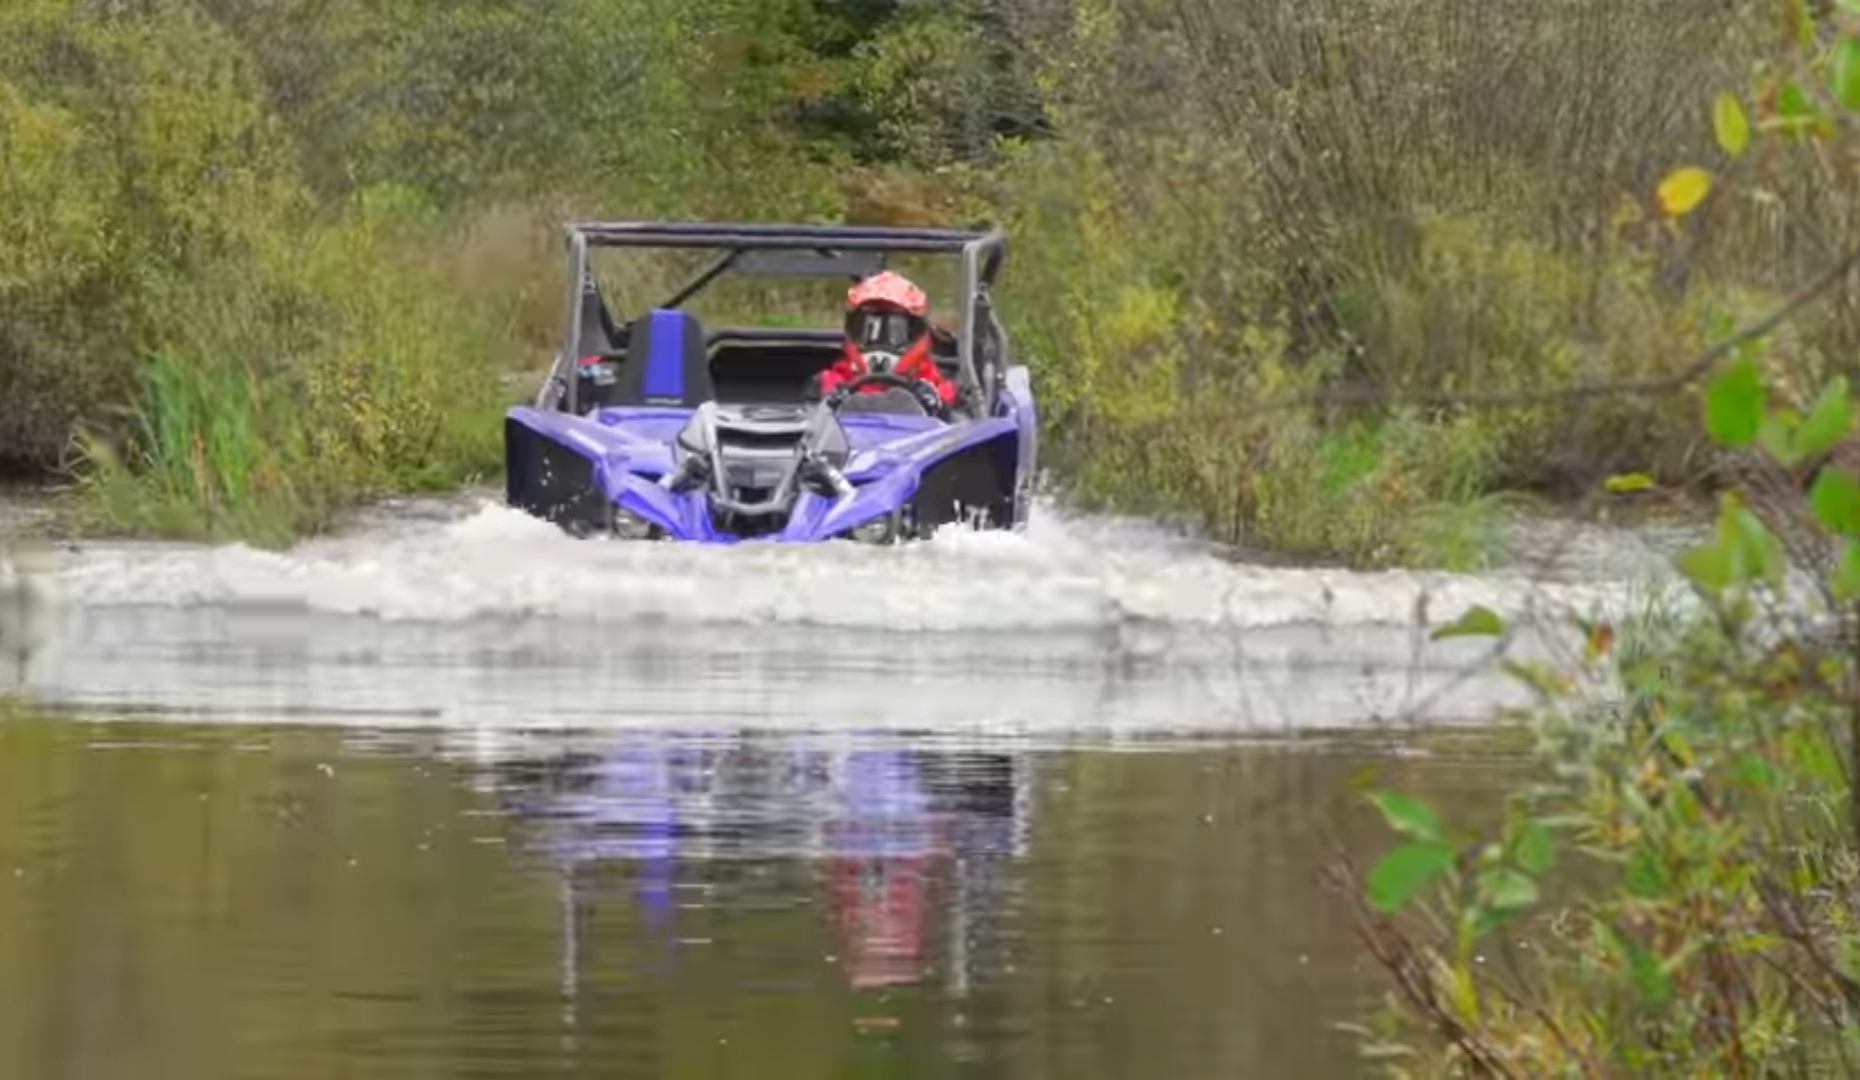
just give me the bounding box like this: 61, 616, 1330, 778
0, 494, 1682, 1077
0, 716, 1523, 1080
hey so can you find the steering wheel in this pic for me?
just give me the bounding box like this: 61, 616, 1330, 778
826, 372, 948, 419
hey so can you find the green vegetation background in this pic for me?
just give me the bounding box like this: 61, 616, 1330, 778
2, 0, 1849, 560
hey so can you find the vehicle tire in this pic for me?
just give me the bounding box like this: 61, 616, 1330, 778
560, 498, 616, 540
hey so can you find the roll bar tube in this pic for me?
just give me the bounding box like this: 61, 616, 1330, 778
548, 222, 1008, 417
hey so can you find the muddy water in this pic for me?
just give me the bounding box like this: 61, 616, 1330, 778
0, 716, 1523, 1080
0, 494, 1682, 1077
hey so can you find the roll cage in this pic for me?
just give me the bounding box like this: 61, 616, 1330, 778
540, 221, 1010, 416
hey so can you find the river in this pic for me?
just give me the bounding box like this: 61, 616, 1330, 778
0, 492, 1687, 1078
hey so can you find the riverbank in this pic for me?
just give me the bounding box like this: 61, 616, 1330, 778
10, 2, 1845, 565
35, 339, 1725, 570
14, 172, 1775, 567
11, 215, 1735, 571
4, 2, 1849, 566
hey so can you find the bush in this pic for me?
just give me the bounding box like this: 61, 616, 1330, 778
73, 191, 511, 545
1341, 8, 1860, 1070
0, 0, 304, 471
0, 0, 862, 540
974, 0, 1857, 563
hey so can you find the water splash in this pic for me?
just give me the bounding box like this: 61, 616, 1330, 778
38, 496, 1680, 635
7, 495, 1696, 731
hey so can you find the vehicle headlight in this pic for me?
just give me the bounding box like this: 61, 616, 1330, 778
848, 515, 894, 544
673, 403, 717, 463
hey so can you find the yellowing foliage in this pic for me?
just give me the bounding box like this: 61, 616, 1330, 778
1657, 166, 1715, 216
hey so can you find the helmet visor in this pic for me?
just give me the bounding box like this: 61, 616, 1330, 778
847, 306, 923, 357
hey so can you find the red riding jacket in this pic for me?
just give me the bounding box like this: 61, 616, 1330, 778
817, 336, 957, 406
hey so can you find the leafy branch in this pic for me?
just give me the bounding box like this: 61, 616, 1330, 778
1340, 5, 1860, 1074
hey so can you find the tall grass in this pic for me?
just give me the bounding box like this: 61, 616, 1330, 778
72, 200, 510, 547
80, 349, 309, 544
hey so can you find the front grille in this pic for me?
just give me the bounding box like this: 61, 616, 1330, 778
704, 407, 815, 536
710, 504, 790, 538
718, 427, 804, 453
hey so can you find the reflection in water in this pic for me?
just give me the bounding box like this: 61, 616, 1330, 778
0, 715, 1517, 1080
496, 734, 1031, 1006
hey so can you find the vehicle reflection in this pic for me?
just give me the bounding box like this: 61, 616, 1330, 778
486, 731, 1034, 1004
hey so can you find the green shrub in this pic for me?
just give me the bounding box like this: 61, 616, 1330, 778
75, 192, 508, 546
969, 0, 1857, 563
0, 0, 305, 471
1343, 10, 1860, 1070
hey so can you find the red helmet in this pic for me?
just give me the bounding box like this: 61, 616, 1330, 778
847, 271, 928, 316
845, 271, 929, 364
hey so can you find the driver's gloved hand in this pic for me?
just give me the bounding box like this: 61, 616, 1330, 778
910, 380, 946, 417
823, 385, 851, 409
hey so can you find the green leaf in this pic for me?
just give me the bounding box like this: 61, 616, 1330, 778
1834, 539, 1860, 601
1368, 790, 1447, 844
1811, 467, 1860, 535
1625, 934, 1674, 1005
1513, 821, 1554, 876
1795, 376, 1852, 460
1677, 541, 1733, 593
1731, 506, 1785, 587
1759, 411, 1804, 465
1599, 921, 1672, 1005
1704, 356, 1764, 446
1479, 867, 1540, 912
1431, 604, 1505, 640
1737, 753, 1779, 791
1775, 78, 1821, 136
1833, 37, 1860, 113
1366, 842, 1455, 913
1713, 91, 1751, 157
1625, 849, 1667, 897
1604, 472, 1655, 493
1466, 904, 1510, 942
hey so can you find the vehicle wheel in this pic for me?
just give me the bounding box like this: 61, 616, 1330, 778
562, 499, 616, 540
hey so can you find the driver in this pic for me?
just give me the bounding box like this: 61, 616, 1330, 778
812, 271, 957, 416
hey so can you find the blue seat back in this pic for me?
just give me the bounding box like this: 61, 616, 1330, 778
614, 308, 713, 407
